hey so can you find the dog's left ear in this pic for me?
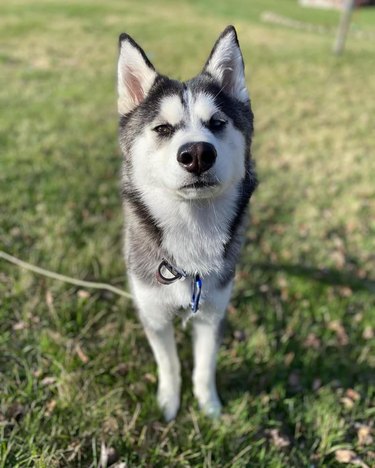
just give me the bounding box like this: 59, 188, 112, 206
203, 26, 248, 103
117, 33, 158, 115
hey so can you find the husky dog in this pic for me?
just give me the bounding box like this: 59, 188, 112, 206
117, 26, 257, 420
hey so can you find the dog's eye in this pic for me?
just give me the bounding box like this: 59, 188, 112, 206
153, 124, 174, 137
208, 118, 227, 132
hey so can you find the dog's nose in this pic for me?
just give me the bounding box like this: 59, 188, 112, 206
177, 142, 217, 176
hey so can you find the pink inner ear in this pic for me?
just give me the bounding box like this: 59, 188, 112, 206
127, 68, 144, 105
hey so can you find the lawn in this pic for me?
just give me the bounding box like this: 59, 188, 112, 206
0, 0, 374, 466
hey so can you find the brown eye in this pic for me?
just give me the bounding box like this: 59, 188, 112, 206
208, 118, 227, 132
153, 124, 174, 137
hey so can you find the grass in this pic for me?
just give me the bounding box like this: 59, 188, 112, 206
0, 0, 374, 466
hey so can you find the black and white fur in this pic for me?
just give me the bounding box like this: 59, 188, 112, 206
117, 26, 257, 420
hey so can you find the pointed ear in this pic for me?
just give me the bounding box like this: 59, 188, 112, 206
203, 26, 249, 103
117, 33, 158, 115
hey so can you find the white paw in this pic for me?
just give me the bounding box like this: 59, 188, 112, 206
157, 386, 180, 421
194, 384, 222, 418
200, 397, 222, 418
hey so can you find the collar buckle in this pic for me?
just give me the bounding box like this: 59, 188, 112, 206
190, 274, 202, 313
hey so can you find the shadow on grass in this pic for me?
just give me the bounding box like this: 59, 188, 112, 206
222, 263, 375, 400
219, 335, 374, 403
219, 196, 375, 407
253, 262, 375, 294
221, 267, 374, 407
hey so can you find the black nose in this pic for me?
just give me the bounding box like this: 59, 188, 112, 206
177, 142, 217, 176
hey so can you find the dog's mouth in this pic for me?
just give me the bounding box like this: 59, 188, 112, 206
177, 179, 221, 200
180, 180, 218, 190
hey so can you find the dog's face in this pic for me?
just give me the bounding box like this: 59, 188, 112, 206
118, 26, 253, 201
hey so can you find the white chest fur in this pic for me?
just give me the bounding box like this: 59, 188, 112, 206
142, 185, 238, 276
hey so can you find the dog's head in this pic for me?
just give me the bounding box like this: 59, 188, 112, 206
118, 26, 253, 201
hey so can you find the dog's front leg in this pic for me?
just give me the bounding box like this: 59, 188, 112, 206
192, 314, 224, 418
143, 322, 181, 421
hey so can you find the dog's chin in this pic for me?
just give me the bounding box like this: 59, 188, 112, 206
176, 181, 222, 200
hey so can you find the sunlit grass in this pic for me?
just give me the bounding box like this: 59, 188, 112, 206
0, 0, 374, 466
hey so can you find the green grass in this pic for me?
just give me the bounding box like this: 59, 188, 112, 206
1, 0, 374, 466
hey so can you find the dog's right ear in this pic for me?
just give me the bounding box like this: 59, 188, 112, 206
117, 34, 157, 115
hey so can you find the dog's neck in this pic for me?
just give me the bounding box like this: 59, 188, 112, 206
140, 185, 239, 276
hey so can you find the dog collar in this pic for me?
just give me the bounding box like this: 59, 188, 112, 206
156, 258, 202, 313
156, 258, 187, 284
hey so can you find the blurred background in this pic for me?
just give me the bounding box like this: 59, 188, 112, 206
0, 1, 374, 466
